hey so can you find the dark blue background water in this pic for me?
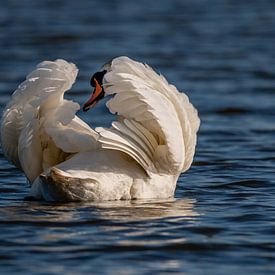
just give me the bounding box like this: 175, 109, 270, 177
1, 0, 275, 274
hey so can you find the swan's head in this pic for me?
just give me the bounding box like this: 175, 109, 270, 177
83, 70, 107, 112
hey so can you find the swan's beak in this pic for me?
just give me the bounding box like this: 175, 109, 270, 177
83, 78, 104, 112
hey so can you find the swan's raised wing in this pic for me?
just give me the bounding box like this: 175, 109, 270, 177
1, 59, 98, 182
96, 56, 200, 175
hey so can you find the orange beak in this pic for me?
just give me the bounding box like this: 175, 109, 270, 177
83, 78, 104, 112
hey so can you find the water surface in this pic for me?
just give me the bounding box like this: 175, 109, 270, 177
1, 0, 275, 274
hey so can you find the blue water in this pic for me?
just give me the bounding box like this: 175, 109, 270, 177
1, 0, 275, 274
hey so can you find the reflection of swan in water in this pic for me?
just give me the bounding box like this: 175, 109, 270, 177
1, 198, 198, 224
0, 198, 198, 245
90, 198, 199, 222
44, 198, 199, 222
0, 200, 200, 275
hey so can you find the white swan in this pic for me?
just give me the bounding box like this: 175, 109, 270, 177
1, 57, 200, 201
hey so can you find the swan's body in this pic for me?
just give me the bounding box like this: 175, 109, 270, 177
1, 57, 200, 201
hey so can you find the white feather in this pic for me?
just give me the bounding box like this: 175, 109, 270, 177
100, 56, 200, 173
112, 120, 153, 158
1, 59, 98, 182
96, 126, 154, 172
18, 120, 43, 182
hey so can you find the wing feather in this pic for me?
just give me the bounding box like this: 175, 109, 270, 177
97, 56, 200, 174
1, 59, 98, 182
96, 126, 154, 173
124, 119, 157, 155
18, 120, 43, 182
1, 108, 24, 168
106, 85, 185, 173
112, 121, 153, 158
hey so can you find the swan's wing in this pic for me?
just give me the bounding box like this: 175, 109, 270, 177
1, 59, 98, 182
176, 92, 200, 172
1, 106, 23, 168
97, 56, 200, 175
1, 59, 77, 167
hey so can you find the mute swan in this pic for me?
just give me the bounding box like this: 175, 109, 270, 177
1, 57, 200, 201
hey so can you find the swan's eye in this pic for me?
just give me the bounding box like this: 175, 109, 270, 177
90, 77, 95, 87
90, 70, 107, 87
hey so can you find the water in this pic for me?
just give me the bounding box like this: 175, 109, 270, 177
1, 0, 275, 274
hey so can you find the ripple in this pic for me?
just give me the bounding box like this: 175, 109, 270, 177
251, 70, 275, 80
226, 214, 267, 222
215, 107, 250, 115
212, 180, 270, 189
